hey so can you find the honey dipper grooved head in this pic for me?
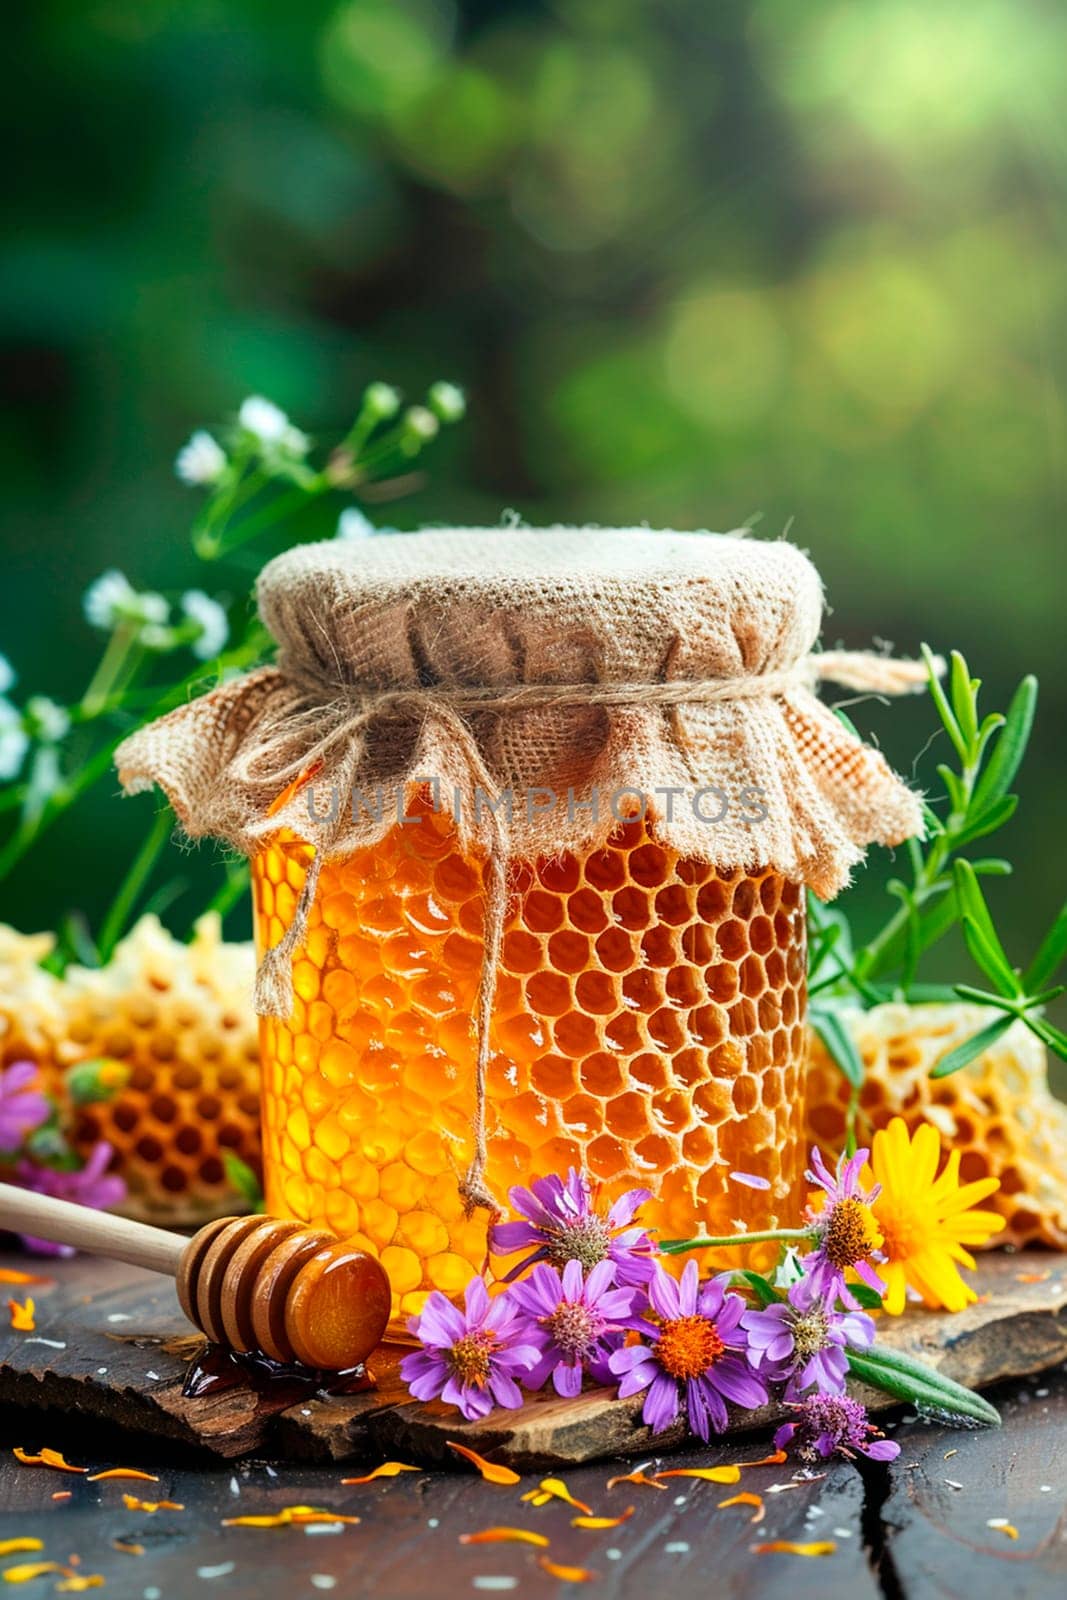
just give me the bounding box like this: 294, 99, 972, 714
177, 1216, 392, 1372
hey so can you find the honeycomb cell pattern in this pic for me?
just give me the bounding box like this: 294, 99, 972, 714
56, 916, 263, 1225
254, 798, 809, 1322
804, 1002, 1067, 1251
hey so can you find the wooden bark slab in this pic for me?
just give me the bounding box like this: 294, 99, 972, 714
2, 1250, 1065, 1468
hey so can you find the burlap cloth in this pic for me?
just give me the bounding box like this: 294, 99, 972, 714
116, 527, 929, 1213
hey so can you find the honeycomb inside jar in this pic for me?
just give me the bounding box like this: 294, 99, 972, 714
253, 796, 808, 1324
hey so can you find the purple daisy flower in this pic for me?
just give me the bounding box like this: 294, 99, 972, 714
742, 1275, 875, 1398
490, 1168, 656, 1286
608, 1261, 767, 1441
508, 1258, 643, 1397
774, 1393, 901, 1463
0, 1061, 51, 1153
399, 1277, 539, 1423
14, 1141, 127, 1256
801, 1145, 886, 1310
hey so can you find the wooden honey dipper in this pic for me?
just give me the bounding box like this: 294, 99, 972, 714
0, 1182, 392, 1372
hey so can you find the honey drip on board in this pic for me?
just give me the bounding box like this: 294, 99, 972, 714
254, 800, 807, 1322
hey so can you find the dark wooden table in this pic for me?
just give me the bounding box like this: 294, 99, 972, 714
2, 1361, 1065, 1598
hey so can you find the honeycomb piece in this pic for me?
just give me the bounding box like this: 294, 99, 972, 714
804, 1001, 1067, 1249
56, 914, 263, 1224
0, 925, 65, 1081
254, 800, 809, 1320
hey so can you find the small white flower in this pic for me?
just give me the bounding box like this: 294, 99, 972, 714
84, 569, 137, 630
404, 405, 439, 441
84, 571, 169, 633
142, 623, 181, 652
336, 508, 375, 541
0, 654, 15, 695
25, 696, 71, 743
238, 395, 291, 445
176, 430, 227, 486
181, 591, 229, 659
0, 699, 29, 781
282, 425, 310, 457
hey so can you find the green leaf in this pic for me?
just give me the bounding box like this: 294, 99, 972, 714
222, 1152, 264, 1212
1024, 899, 1067, 994
954, 862, 1020, 995
949, 651, 979, 751
809, 1006, 865, 1089
846, 1346, 1000, 1427
961, 915, 1023, 998
1026, 1016, 1067, 1063
922, 644, 968, 763
951, 793, 1018, 849
737, 1270, 781, 1308
847, 1282, 885, 1311
971, 674, 1037, 815
929, 1014, 1015, 1078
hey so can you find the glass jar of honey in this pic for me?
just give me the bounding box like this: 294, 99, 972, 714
118, 527, 923, 1326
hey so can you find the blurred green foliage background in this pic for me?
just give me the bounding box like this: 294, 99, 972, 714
1, 0, 1065, 979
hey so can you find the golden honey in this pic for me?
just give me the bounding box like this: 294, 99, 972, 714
254, 795, 807, 1321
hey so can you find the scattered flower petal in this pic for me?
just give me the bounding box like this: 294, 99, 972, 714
652, 1466, 740, 1485
718, 1492, 765, 1523
6, 1298, 34, 1332
0, 1269, 50, 1286
57, 1576, 105, 1592
520, 1478, 592, 1514
730, 1172, 771, 1191
537, 1557, 597, 1583
341, 1463, 420, 1485
87, 1469, 159, 1483
51, 1493, 72, 1503
111, 1542, 144, 1556
572, 1509, 634, 1530
0, 1542, 42, 1557
459, 1529, 549, 1548
987, 1519, 1019, 1540
605, 1471, 665, 1491
2, 1563, 67, 1584
13, 1448, 86, 1474
221, 1507, 357, 1529
752, 1541, 837, 1557
122, 1496, 184, 1513
446, 1444, 520, 1485
736, 1450, 787, 1468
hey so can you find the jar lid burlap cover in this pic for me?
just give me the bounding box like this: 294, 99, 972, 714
116, 526, 926, 997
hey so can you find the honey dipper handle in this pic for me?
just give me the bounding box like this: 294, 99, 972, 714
0, 1182, 187, 1278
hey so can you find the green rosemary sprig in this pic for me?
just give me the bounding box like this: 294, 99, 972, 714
811, 646, 1067, 1089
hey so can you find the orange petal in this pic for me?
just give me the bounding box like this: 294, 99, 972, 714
987, 1520, 1019, 1540
653, 1465, 740, 1485
2, 1564, 67, 1583
87, 1469, 160, 1483
51, 1493, 72, 1503
121, 1496, 184, 1513
7, 1298, 35, 1332
0, 1268, 50, 1286
341, 1462, 420, 1485
605, 1471, 666, 1491
56, 1578, 105, 1593
572, 1508, 635, 1530
459, 1528, 550, 1548
737, 1450, 788, 1468
112, 1541, 145, 1555
0, 1541, 43, 1557
1016, 1272, 1051, 1284
13, 1448, 87, 1475
521, 1477, 593, 1515
752, 1541, 837, 1557
718, 1493, 765, 1524
446, 1443, 520, 1486
222, 1506, 358, 1529
537, 1556, 598, 1583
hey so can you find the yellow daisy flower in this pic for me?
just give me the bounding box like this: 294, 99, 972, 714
867, 1118, 1005, 1315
